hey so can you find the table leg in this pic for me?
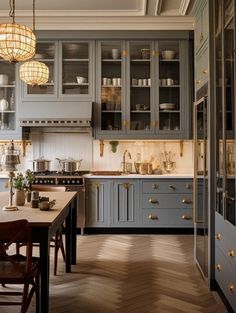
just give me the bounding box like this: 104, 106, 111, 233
71, 198, 77, 265
39, 230, 50, 313
65, 206, 72, 273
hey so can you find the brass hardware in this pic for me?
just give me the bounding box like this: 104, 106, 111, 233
123, 120, 127, 127
152, 50, 158, 57
228, 284, 235, 293
202, 68, 208, 75
186, 183, 192, 190
99, 140, 104, 157
152, 120, 158, 128
122, 183, 130, 189
216, 263, 222, 271
148, 214, 158, 220
182, 198, 192, 204
92, 182, 100, 188
152, 184, 158, 190
228, 250, 235, 257
195, 79, 201, 85
148, 198, 159, 204
216, 233, 221, 240
169, 185, 176, 191
122, 50, 128, 57
0, 140, 31, 157
200, 33, 203, 42
181, 215, 192, 220
179, 140, 183, 157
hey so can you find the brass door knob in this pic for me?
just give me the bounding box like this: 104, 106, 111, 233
228, 250, 235, 257
216, 263, 222, 271
152, 184, 158, 190
148, 214, 158, 220
181, 215, 192, 220
216, 233, 221, 240
228, 284, 235, 293
148, 198, 159, 204
182, 199, 192, 204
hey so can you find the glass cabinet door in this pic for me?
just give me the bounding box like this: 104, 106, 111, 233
224, 0, 235, 225
0, 58, 16, 131
26, 42, 56, 96
128, 41, 153, 133
98, 41, 124, 133
158, 41, 181, 132
61, 42, 90, 96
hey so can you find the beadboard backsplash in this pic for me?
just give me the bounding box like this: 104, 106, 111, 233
16, 133, 193, 174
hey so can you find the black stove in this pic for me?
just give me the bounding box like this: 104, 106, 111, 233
33, 170, 90, 186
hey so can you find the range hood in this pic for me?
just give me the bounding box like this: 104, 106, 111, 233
19, 101, 92, 132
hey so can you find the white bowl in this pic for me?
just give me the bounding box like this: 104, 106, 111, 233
160, 103, 176, 110
161, 50, 176, 59
76, 76, 87, 84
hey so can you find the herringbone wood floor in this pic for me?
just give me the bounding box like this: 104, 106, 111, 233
0, 235, 228, 313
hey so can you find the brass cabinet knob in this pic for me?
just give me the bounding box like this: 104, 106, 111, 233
152, 183, 158, 190
216, 263, 222, 271
202, 68, 208, 75
216, 233, 222, 240
228, 250, 235, 257
181, 214, 192, 220
228, 284, 235, 293
195, 79, 201, 85
92, 182, 100, 188
185, 183, 192, 190
148, 214, 158, 220
148, 198, 159, 204
182, 198, 192, 204
122, 183, 130, 189
169, 185, 176, 191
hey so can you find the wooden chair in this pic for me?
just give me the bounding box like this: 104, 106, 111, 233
32, 185, 66, 275
0, 219, 39, 313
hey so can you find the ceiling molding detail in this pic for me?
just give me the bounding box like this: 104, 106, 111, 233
179, 0, 191, 15
0, 16, 194, 30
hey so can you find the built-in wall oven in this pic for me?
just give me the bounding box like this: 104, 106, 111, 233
33, 171, 87, 234
194, 93, 208, 278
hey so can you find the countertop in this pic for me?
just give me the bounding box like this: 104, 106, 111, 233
84, 173, 194, 179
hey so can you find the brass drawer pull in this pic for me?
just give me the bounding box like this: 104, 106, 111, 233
169, 185, 176, 191
216, 233, 221, 240
185, 183, 192, 190
181, 215, 192, 220
182, 199, 192, 204
216, 263, 222, 271
228, 250, 235, 257
152, 183, 158, 190
148, 198, 159, 204
228, 284, 235, 293
148, 214, 158, 220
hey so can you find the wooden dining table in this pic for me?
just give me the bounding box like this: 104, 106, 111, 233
0, 191, 77, 313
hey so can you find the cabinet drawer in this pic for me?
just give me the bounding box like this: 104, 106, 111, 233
142, 209, 193, 227
215, 213, 236, 271
142, 181, 193, 194
142, 194, 193, 209
215, 250, 236, 311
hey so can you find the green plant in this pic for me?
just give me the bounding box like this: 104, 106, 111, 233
13, 173, 26, 191
25, 169, 35, 191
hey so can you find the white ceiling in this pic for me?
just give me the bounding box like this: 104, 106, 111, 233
0, 0, 195, 30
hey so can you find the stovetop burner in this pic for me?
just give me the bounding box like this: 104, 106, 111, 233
33, 170, 90, 177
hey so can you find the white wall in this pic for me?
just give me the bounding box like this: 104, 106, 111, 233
15, 133, 193, 174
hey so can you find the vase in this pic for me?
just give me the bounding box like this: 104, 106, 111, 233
14, 190, 25, 206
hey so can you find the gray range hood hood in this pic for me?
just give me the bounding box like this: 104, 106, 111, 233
19, 101, 92, 132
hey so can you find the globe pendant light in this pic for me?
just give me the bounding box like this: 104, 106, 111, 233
20, 60, 49, 86
0, 0, 36, 63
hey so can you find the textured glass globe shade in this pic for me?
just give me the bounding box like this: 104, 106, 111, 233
0, 23, 36, 63
20, 61, 49, 86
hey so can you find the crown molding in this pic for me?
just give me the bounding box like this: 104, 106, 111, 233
155, 0, 163, 15
179, 0, 191, 16
0, 16, 195, 30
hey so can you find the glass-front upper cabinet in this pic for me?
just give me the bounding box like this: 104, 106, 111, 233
158, 41, 181, 132
128, 41, 153, 134
24, 41, 57, 98
97, 41, 125, 133
60, 41, 93, 98
0, 58, 16, 133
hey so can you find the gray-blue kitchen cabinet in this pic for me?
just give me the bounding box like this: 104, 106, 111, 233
85, 179, 111, 227
112, 180, 139, 227
0, 178, 8, 191
95, 38, 192, 140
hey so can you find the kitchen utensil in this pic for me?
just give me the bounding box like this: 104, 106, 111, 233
163, 161, 176, 173
32, 157, 51, 172
76, 76, 87, 84
0, 74, 8, 85
56, 158, 82, 172
0, 99, 9, 111
161, 50, 176, 59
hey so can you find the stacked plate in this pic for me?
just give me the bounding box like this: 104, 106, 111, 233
159, 103, 176, 110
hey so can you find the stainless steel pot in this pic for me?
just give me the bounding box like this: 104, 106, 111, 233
32, 157, 51, 172
56, 158, 82, 172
